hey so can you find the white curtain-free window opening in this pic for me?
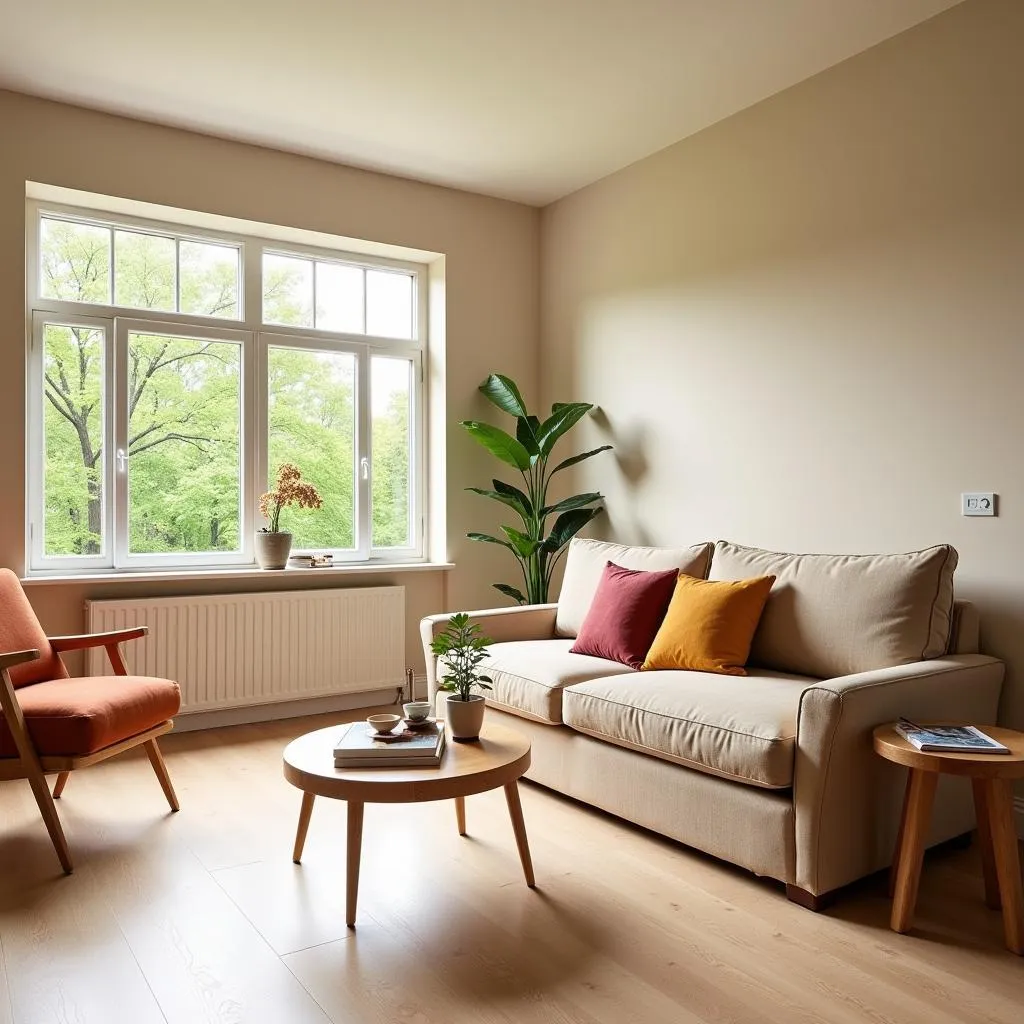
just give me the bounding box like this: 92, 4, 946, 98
27, 201, 426, 574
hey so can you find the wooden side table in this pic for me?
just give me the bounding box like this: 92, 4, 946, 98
873, 724, 1024, 954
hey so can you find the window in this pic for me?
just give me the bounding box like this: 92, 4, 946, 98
28, 203, 425, 573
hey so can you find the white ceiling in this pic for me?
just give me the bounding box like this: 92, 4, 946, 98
0, 0, 962, 206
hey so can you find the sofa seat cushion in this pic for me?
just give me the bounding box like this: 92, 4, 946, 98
0, 675, 181, 758
562, 670, 817, 788
479, 640, 635, 724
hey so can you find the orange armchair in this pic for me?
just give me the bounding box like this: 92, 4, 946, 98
0, 569, 181, 873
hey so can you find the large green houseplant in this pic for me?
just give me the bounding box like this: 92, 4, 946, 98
462, 374, 612, 605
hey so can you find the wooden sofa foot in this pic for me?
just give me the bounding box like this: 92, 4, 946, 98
785, 884, 835, 912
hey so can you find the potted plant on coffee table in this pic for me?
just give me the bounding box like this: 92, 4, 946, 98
257, 463, 323, 569
430, 613, 493, 742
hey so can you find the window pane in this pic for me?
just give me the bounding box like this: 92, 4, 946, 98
263, 253, 314, 327
268, 347, 355, 550
366, 269, 414, 339
315, 262, 363, 333
40, 218, 111, 303
42, 324, 106, 556
180, 240, 240, 319
114, 231, 176, 311
127, 333, 241, 554
372, 356, 413, 548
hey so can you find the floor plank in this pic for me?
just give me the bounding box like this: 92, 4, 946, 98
0, 707, 1022, 1024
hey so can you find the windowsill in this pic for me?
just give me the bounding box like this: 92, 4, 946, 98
20, 561, 455, 586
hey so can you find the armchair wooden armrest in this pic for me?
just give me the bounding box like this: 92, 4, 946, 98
48, 627, 148, 652
0, 649, 41, 672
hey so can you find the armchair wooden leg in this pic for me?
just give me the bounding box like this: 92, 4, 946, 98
27, 769, 73, 874
145, 739, 179, 812
52, 771, 70, 799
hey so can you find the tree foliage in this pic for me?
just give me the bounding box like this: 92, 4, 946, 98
40, 223, 412, 558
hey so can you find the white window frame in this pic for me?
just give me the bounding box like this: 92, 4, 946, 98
26, 201, 428, 575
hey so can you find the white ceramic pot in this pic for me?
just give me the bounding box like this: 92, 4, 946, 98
446, 693, 486, 742
255, 531, 293, 569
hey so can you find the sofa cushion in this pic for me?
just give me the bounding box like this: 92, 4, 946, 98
556, 538, 713, 638
562, 669, 817, 789
479, 639, 634, 724
570, 562, 679, 669
642, 574, 775, 675
708, 541, 958, 679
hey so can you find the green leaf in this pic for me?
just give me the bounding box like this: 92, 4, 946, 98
493, 582, 527, 604
541, 492, 602, 516
501, 525, 542, 558
535, 403, 593, 456
467, 531, 516, 553
478, 374, 529, 418
493, 479, 534, 517
516, 414, 541, 456
542, 507, 602, 553
466, 486, 531, 519
461, 421, 533, 470
550, 445, 613, 475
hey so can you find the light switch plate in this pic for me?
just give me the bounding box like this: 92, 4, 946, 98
962, 493, 996, 516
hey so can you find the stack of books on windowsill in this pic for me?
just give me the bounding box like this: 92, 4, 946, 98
333, 721, 446, 768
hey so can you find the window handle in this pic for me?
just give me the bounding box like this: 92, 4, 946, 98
116, 448, 128, 473
360, 457, 369, 481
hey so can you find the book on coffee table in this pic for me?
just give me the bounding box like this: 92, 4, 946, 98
895, 720, 1010, 754
333, 720, 445, 768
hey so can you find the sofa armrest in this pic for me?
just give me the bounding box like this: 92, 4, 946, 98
793, 654, 1004, 896
420, 604, 558, 698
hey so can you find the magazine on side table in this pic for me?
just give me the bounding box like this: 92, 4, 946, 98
333, 720, 446, 768
895, 718, 1010, 754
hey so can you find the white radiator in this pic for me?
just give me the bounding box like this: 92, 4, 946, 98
85, 586, 406, 713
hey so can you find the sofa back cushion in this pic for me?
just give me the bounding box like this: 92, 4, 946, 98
707, 541, 958, 678
556, 539, 713, 638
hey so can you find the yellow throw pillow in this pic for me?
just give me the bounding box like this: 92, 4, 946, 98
642, 574, 776, 675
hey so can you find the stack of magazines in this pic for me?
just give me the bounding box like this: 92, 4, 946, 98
895, 719, 1010, 753
333, 721, 446, 768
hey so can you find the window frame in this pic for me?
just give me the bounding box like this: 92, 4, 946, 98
26, 201, 428, 575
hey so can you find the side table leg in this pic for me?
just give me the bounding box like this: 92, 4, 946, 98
346, 800, 365, 928
972, 778, 1002, 910
455, 796, 467, 836
891, 768, 938, 933
985, 778, 1024, 955
889, 772, 913, 897
504, 780, 535, 888
292, 792, 315, 864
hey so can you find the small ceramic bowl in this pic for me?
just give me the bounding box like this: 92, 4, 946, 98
403, 701, 432, 722
367, 713, 402, 735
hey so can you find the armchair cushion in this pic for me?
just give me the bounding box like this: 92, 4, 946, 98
0, 569, 68, 688
0, 675, 181, 757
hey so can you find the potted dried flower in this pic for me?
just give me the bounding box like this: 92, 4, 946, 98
257, 463, 323, 569
430, 613, 493, 742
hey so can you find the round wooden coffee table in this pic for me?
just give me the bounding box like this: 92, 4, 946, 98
283, 721, 535, 926
873, 723, 1024, 954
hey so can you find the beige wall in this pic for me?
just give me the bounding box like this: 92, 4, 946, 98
0, 90, 540, 672
541, 0, 1024, 743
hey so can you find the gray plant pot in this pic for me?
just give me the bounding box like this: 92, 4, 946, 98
255, 531, 293, 570
446, 693, 486, 742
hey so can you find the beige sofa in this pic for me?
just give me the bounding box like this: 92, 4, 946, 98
421, 539, 1005, 907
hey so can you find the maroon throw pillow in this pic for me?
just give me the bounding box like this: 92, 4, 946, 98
570, 562, 680, 669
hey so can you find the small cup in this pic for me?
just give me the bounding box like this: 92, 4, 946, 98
403, 701, 432, 722
367, 713, 401, 734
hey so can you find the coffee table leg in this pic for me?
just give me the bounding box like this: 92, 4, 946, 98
455, 796, 467, 836
346, 800, 364, 928
972, 778, 1002, 910
292, 792, 315, 864
889, 772, 913, 897
985, 778, 1024, 955
891, 768, 938, 933
503, 781, 535, 888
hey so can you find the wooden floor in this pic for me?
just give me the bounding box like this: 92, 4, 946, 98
0, 708, 1021, 1024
